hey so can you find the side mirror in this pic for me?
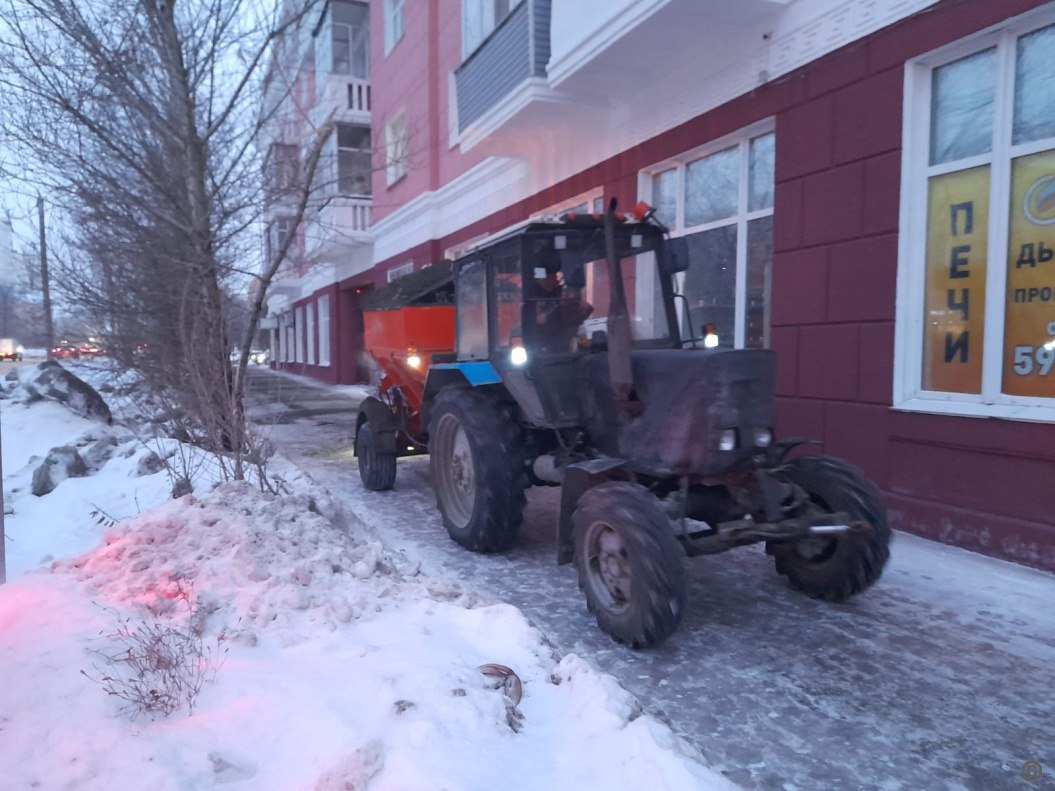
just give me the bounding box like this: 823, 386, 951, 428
658, 237, 690, 275
559, 251, 587, 289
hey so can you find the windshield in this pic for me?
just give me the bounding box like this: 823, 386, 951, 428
520, 228, 674, 353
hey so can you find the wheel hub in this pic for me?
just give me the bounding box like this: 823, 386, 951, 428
590, 525, 631, 607
450, 430, 474, 496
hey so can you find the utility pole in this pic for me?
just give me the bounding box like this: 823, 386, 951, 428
37, 196, 53, 351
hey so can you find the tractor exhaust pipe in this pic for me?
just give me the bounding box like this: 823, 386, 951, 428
603, 198, 635, 413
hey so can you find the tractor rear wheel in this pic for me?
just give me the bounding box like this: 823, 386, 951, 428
428, 387, 526, 553
572, 482, 686, 649
767, 456, 890, 602
355, 421, 397, 491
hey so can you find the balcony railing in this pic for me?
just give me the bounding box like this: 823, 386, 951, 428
312, 75, 371, 128
347, 80, 371, 113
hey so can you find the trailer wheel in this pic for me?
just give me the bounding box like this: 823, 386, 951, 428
572, 482, 686, 649
428, 388, 526, 552
767, 456, 890, 602
355, 421, 397, 491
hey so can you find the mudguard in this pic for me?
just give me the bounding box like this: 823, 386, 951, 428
556, 457, 629, 565
421, 362, 504, 426
356, 395, 400, 454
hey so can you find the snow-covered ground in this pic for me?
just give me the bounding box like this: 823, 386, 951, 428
0, 361, 737, 790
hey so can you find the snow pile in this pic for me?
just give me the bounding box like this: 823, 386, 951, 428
11, 359, 113, 423
60, 483, 399, 641
0, 368, 738, 790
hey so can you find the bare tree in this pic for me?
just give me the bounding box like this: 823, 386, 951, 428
0, 0, 328, 482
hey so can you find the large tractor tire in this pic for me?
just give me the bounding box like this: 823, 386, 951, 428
767, 456, 890, 602
355, 420, 397, 492
572, 482, 686, 649
428, 387, 526, 553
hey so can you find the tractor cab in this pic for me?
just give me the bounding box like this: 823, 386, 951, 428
437, 213, 688, 430
453, 215, 682, 361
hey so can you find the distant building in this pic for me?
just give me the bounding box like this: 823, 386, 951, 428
260, 0, 1055, 572
259, 0, 375, 383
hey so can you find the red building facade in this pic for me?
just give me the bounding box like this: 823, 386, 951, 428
271, 0, 1055, 570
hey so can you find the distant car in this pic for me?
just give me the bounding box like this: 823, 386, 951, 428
0, 338, 23, 361
230, 348, 270, 365
77, 341, 105, 358
49, 342, 80, 360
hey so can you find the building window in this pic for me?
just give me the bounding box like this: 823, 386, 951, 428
319, 0, 369, 79
266, 143, 299, 196
384, 0, 405, 56
294, 306, 305, 363
462, 0, 522, 58
447, 71, 460, 148
336, 123, 372, 196
896, 10, 1055, 420
318, 295, 331, 366
387, 261, 414, 282
280, 314, 294, 363
306, 302, 316, 365
268, 216, 295, 263
385, 112, 408, 185
642, 123, 775, 350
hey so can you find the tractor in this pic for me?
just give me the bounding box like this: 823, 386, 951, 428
356, 201, 890, 649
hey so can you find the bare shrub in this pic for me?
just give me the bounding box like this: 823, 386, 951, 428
82, 589, 230, 720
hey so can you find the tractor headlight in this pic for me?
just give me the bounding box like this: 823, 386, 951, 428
510, 345, 528, 366
703, 324, 719, 348
406, 353, 422, 369
718, 429, 737, 451
752, 428, 773, 448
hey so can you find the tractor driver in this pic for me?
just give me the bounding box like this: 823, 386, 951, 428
533, 271, 594, 352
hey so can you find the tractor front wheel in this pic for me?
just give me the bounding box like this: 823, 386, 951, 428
572, 482, 686, 649
356, 420, 397, 491
767, 456, 890, 602
428, 388, 526, 553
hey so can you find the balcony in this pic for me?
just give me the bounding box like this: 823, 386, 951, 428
304, 195, 372, 263
455, 0, 943, 169
455, 1, 548, 134
311, 75, 371, 129
452, 0, 793, 156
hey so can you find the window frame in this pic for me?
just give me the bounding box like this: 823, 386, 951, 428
387, 261, 414, 282
461, 0, 522, 59
335, 122, 372, 197
268, 216, 295, 264
306, 301, 316, 365
267, 142, 299, 195
385, 112, 408, 186
639, 118, 775, 350
329, 0, 370, 78
894, 6, 1055, 422
294, 306, 305, 364
318, 295, 331, 367
384, 0, 405, 56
